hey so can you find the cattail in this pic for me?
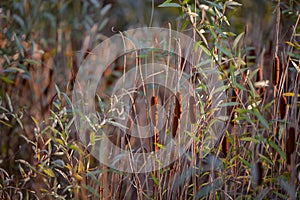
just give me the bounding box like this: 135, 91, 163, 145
172, 116, 179, 137
273, 55, 280, 86
279, 94, 287, 119
150, 96, 158, 126
256, 161, 263, 186
256, 64, 263, 83
286, 126, 295, 165
251, 161, 263, 187
174, 92, 182, 119
189, 96, 197, 123
150, 96, 160, 151
153, 127, 159, 151
221, 134, 228, 158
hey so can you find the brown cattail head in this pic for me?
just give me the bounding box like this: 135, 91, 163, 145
189, 96, 197, 124
273, 55, 280, 86
172, 116, 179, 137
221, 133, 228, 158
279, 94, 287, 119
174, 92, 182, 119
150, 96, 159, 127
286, 126, 295, 165
256, 161, 263, 186
153, 127, 159, 152
251, 161, 263, 187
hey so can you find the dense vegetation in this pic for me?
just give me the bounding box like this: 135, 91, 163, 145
0, 0, 299, 199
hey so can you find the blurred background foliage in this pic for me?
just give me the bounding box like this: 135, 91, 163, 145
0, 0, 299, 199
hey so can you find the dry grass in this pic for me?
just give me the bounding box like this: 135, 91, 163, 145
0, 0, 299, 199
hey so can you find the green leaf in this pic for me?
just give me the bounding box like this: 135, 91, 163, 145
87, 170, 102, 187
3, 67, 25, 73
69, 144, 84, 155
225, 1, 242, 9
24, 59, 40, 65
18, 164, 27, 178
0, 75, 14, 84
199, 44, 211, 56
100, 4, 112, 16
6, 93, 13, 112
215, 42, 232, 57
180, 20, 189, 32
43, 168, 55, 177
14, 33, 24, 57
154, 143, 165, 149
258, 154, 273, 166
286, 41, 300, 50
158, 3, 181, 8
233, 80, 247, 91
233, 32, 244, 50
107, 120, 128, 130
252, 108, 269, 129
151, 173, 160, 186
0, 119, 12, 128
240, 137, 259, 144
204, 0, 222, 10
196, 59, 213, 68
83, 185, 101, 198
55, 138, 65, 146
13, 14, 25, 29
52, 159, 65, 168
248, 68, 259, 80
219, 102, 239, 107
268, 140, 286, 161
239, 156, 251, 168
90, 131, 95, 146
